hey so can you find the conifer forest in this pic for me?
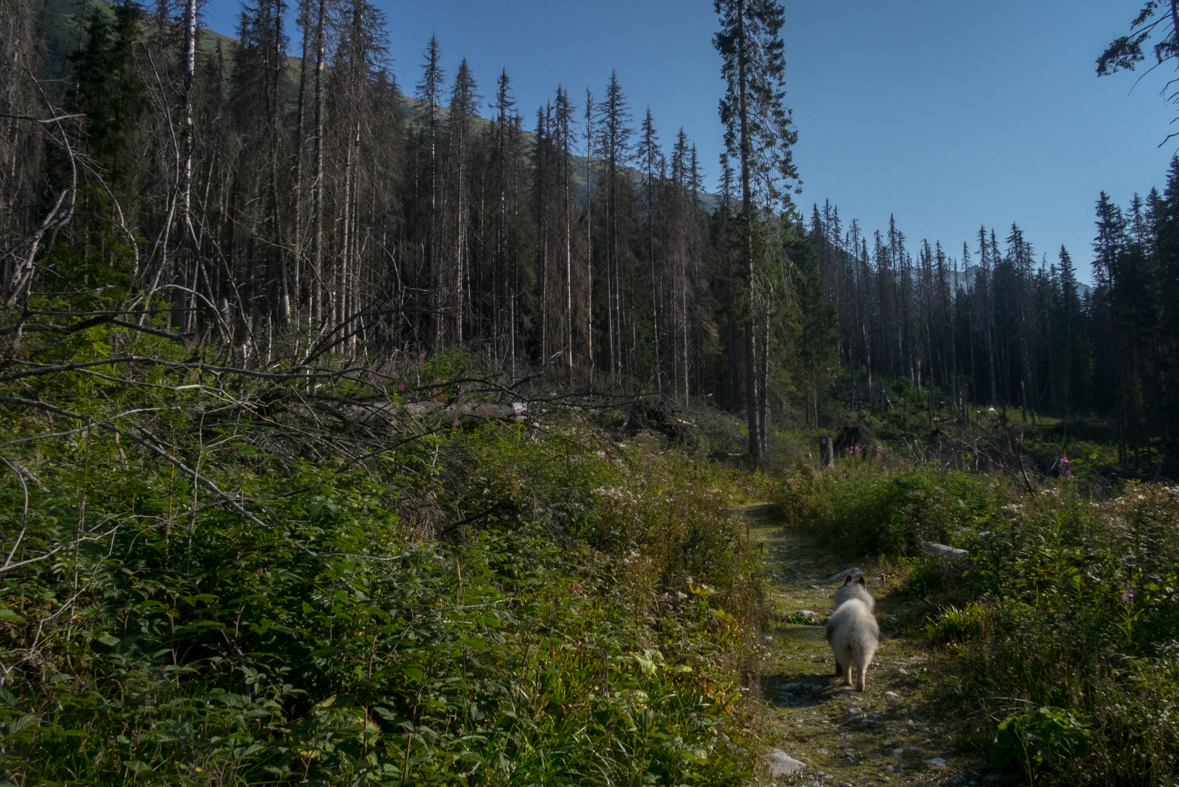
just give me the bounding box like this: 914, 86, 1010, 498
3, 0, 1179, 468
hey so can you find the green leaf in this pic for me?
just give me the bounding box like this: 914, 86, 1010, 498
7, 715, 39, 735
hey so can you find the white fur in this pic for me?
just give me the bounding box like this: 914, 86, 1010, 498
833, 574, 876, 614
826, 598, 880, 691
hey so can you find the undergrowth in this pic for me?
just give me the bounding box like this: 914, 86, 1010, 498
776, 458, 1179, 786
0, 325, 768, 785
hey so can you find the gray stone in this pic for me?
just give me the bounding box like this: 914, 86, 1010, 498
765, 749, 806, 776
829, 567, 863, 581
781, 682, 801, 690
924, 757, 948, 767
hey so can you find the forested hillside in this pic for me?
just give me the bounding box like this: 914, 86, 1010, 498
3, 0, 1179, 472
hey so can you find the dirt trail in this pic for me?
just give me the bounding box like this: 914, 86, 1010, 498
739, 504, 989, 787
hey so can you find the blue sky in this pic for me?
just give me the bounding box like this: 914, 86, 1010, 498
201, 0, 1176, 282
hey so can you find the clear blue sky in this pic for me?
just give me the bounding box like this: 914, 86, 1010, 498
201, 0, 1176, 282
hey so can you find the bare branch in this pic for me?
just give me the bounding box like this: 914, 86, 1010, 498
0, 456, 31, 570
0, 394, 272, 530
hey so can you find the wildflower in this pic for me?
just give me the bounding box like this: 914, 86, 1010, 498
1122, 591, 1134, 603
419, 351, 427, 362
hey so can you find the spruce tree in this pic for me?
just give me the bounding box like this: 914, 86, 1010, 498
713, 0, 800, 460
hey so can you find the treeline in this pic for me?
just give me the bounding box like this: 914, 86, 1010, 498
809, 166, 1179, 469
3, 0, 1177, 465
1, 0, 833, 419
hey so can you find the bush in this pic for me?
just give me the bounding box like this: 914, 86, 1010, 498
775, 464, 998, 558
0, 339, 765, 785
776, 457, 1179, 785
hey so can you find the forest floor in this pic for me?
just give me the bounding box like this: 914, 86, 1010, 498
739, 504, 993, 787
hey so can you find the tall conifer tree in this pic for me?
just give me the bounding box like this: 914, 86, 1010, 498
713, 0, 799, 460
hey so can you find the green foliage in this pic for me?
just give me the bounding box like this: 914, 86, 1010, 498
988, 706, 1091, 781
779, 457, 1179, 784
775, 464, 998, 558
0, 335, 765, 784
925, 603, 988, 645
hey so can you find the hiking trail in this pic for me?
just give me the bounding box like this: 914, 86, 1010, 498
739, 504, 990, 787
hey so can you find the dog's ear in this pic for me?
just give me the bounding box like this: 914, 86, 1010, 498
855, 575, 866, 586
842, 575, 853, 586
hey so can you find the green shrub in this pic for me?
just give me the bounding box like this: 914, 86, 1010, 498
775, 464, 998, 559
776, 457, 1179, 785
0, 340, 764, 785
925, 603, 989, 645
988, 706, 1091, 782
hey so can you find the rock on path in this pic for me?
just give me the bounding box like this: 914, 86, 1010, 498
766, 749, 807, 776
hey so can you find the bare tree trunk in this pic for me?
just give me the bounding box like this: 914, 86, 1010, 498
456, 134, 466, 344
584, 90, 594, 383
564, 108, 573, 386
311, 0, 326, 326
293, 0, 310, 330
180, 0, 200, 332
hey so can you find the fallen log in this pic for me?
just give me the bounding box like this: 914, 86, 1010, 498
338, 399, 527, 427
921, 541, 968, 559
922, 540, 969, 578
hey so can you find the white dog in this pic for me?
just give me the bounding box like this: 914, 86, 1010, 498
826, 596, 880, 691
834, 574, 876, 613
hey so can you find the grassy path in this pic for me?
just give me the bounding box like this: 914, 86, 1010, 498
739, 504, 989, 787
